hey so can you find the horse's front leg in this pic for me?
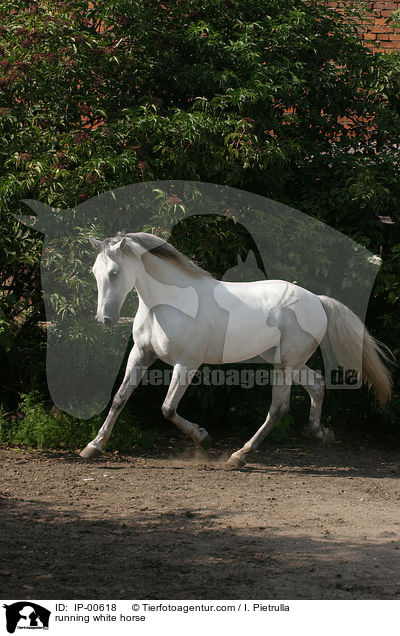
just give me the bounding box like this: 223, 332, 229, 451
162, 362, 211, 447
80, 345, 156, 458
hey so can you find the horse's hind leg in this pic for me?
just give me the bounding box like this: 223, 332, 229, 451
294, 365, 335, 443
225, 382, 292, 469
162, 362, 211, 447
80, 345, 156, 458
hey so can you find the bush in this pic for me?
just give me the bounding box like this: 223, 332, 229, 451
0, 390, 159, 450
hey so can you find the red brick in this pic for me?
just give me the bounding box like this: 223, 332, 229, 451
363, 42, 378, 50
371, 25, 393, 31
328, 0, 400, 53
377, 39, 400, 46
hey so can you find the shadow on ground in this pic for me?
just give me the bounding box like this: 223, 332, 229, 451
1, 494, 399, 600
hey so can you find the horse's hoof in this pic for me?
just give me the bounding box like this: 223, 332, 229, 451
194, 428, 212, 449
323, 429, 335, 444
224, 452, 247, 470
79, 444, 103, 459
198, 432, 212, 449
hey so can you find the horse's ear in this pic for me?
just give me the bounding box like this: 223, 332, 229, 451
89, 237, 103, 252
118, 237, 127, 251
15, 199, 58, 233
14, 214, 43, 231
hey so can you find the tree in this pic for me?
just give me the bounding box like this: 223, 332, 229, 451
0, 0, 399, 434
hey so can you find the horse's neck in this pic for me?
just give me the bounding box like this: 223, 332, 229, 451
133, 255, 207, 312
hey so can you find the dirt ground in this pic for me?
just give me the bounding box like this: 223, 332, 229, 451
1, 433, 399, 600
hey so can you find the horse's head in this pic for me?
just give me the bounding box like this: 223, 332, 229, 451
90, 235, 136, 327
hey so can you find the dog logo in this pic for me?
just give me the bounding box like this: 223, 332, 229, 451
3, 602, 50, 634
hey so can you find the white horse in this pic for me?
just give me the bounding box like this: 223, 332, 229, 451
80, 232, 392, 468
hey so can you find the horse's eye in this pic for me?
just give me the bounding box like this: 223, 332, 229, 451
109, 270, 119, 277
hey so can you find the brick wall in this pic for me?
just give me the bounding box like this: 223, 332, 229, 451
329, 1, 400, 50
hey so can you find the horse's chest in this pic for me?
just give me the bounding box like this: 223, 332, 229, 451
133, 306, 204, 364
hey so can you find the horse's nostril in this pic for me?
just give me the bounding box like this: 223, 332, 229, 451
103, 317, 113, 327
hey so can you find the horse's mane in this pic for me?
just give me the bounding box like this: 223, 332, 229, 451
103, 232, 211, 279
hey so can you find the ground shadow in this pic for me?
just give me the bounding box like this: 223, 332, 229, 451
1, 495, 399, 600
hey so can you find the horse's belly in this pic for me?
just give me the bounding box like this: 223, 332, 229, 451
210, 280, 327, 365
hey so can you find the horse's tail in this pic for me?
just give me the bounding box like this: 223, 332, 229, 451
318, 295, 393, 406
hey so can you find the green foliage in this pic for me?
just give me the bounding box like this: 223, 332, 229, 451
0, 390, 159, 450
1, 391, 97, 448
269, 415, 294, 443
0, 0, 399, 444
0, 404, 10, 443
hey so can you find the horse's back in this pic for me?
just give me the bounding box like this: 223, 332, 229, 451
209, 280, 327, 364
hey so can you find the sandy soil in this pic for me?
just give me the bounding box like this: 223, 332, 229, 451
1, 435, 399, 600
